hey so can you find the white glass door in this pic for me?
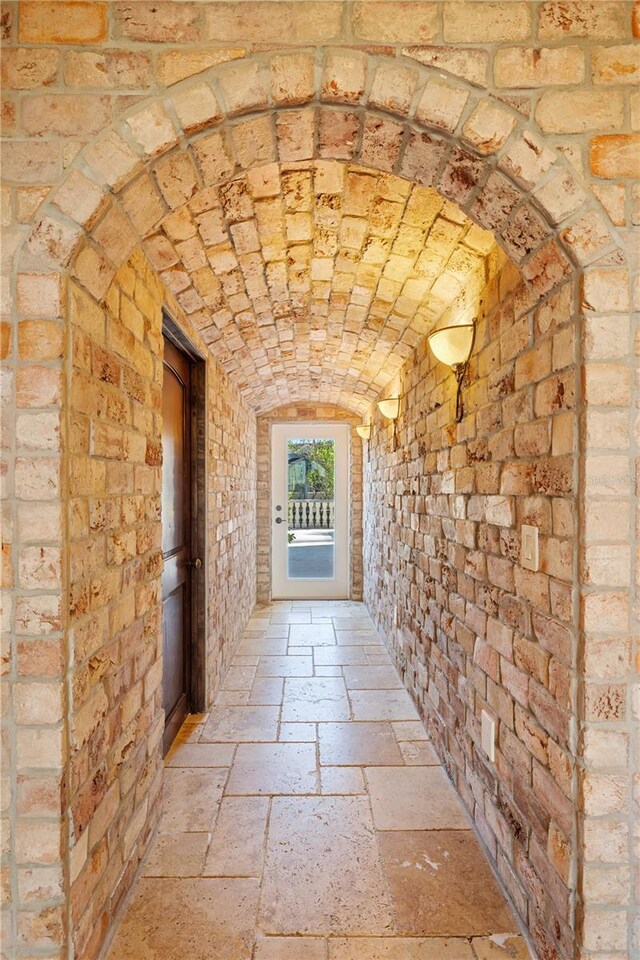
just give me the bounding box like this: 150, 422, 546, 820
271, 423, 350, 600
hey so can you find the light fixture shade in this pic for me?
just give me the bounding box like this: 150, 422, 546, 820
428, 322, 475, 368
377, 397, 400, 420
355, 424, 371, 440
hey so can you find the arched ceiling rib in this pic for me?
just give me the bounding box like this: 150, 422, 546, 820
142, 160, 498, 413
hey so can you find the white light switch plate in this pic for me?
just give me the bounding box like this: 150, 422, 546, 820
521, 524, 539, 572
481, 710, 495, 762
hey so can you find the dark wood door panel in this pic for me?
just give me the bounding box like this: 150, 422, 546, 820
162, 338, 192, 755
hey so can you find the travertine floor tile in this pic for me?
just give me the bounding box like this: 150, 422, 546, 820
200, 705, 279, 742
255, 937, 327, 959
314, 646, 369, 666
320, 766, 366, 795
366, 767, 469, 830
319, 722, 404, 766
378, 831, 519, 935
220, 664, 257, 690
392, 721, 429, 741
289, 623, 336, 644
280, 722, 316, 742
256, 655, 313, 677
282, 677, 350, 722
105, 878, 259, 960
260, 796, 394, 935
336, 630, 381, 645
249, 678, 285, 705
328, 938, 475, 959
226, 742, 318, 795
166, 743, 235, 767
237, 637, 288, 656
343, 665, 404, 689
203, 796, 269, 877
399, 741, 440, 765
105, 602, 532, 959
143, 833, 209, 878
350, 689, 418, 722
159, 768, 227, 833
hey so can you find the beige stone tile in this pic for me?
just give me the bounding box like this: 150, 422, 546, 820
260, 796, 394, 935
399, 741, 440, 766
471, 936, 533, 960
174, 714, 209, 743
237, 637, 288, 656
256, 655, 314, 677
249, 678, 285, 705
255, 937, 327, 960
319, 722, 404, 766
333, 618, 375, 630
215, 688, 251, 706
232, 654, 260, 666
328, 938, 474, 959
366, 652, 394, 665
320, 766, 366, 795
282, 677, 350, 722
314, 646, 369, 666
200, 705, 280, 742
221, 664, 257, 690
378, 831, 519, 936
315, 666, 343, 677
105, 878, 259, 960
203, 796, 269, 877
270, 611, 311, 623
166, 742, 235, 767
343, 665, 403, 689
288, 645, 313, 655
142, 833, 209, 878
279, 722, 316, 742
366, 767, 469, 830
159, 768, 227, 833
336, 630, 382, 645
226, 742, 318, 795
265, 625, 291, 639
350, 689, 418, 722
289, 623, 336, 645
392, 721, 429, 741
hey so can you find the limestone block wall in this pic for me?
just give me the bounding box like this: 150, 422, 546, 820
256, 403, 363, 603
364, 255, 582, 959
0, 3, 638, 959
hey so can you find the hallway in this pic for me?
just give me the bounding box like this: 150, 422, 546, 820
105, 602, 530, 960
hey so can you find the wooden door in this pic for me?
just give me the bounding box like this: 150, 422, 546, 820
162, 338, 192, 753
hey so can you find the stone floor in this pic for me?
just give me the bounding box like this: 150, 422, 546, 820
105, 602, 533, 960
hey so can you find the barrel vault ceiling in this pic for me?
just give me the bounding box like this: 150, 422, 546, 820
141, 160, 498, 413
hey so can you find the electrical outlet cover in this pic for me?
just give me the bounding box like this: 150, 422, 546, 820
521, 524, 539, 572
481, 710, 495, 762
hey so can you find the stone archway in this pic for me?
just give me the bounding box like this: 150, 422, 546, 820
6, 50, 635, 960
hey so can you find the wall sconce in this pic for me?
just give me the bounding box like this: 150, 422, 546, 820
377, 398, 400, 421
377, 397, 400, 450
355, 424, 371, 440
427, 321, 476, 423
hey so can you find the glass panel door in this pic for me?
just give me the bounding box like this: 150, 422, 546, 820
272, 423, 350, 599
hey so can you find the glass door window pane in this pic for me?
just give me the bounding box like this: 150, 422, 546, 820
286, 438, 335, 580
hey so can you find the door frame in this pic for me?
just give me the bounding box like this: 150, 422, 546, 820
162, 311, 207, 718
271, 422, 351, 600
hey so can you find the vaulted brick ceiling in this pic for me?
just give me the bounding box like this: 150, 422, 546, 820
143, 160, 497, 413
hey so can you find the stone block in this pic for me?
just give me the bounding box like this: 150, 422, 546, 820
590, 135, 640, 180
19, 1, 107, 43
321, 50, 367, 104
114, 2, 202, 42
444, 2, 531, 41
352, 2, 438, 42
1, 48, 60, 89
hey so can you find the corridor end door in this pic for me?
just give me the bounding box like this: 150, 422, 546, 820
272, 423, 350, 600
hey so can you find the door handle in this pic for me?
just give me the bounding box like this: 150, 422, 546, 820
275, 517, 284, 524
188, 557, 202, 569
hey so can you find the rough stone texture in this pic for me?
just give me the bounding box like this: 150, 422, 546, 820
256, 404, 363, 605
364, 260, 581, 960
1, 7, 638, 960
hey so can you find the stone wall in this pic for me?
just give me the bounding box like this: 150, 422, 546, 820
364, 254, 581, 959
256, 403, 362, 604
65, 248, 256, 960
1, 3, 638, 958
